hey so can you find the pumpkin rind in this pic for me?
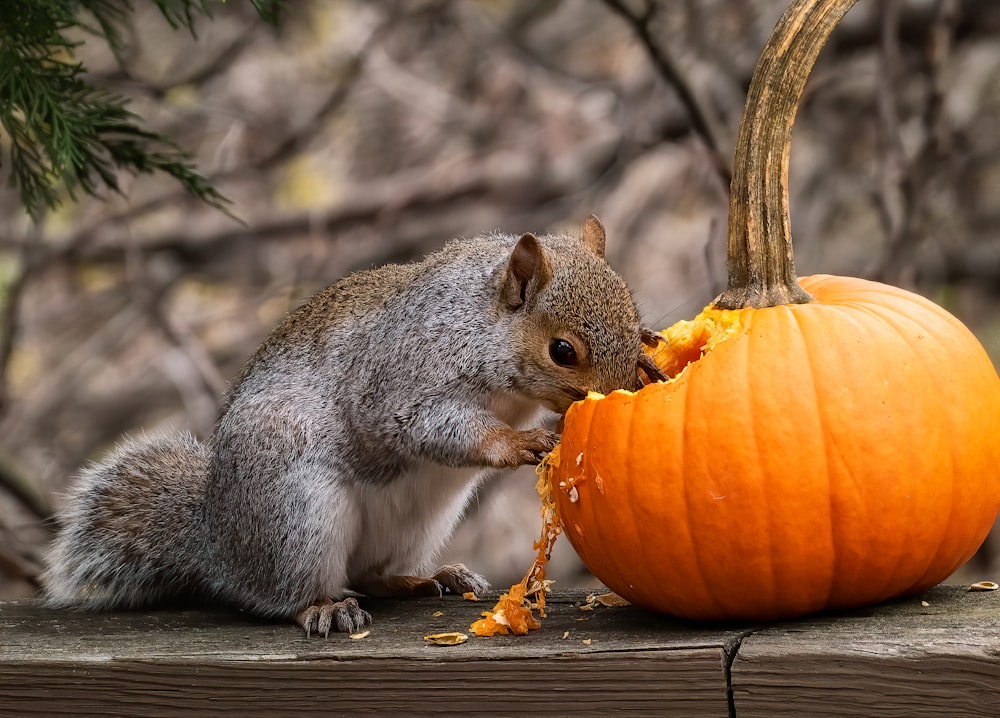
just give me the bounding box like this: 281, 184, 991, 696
552, 274, 1000, 621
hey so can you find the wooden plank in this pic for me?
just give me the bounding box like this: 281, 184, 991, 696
0, 652, 728, 716
731, 585, 1000, 717
0, 590, 740, 716
3, 585, 996, 716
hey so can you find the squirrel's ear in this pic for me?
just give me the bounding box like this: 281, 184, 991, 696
502, 233, 553, 309
581, 214, 606, 259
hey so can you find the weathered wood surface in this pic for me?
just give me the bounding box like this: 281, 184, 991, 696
732, 584, 1000, 717
0, 585, 996, 716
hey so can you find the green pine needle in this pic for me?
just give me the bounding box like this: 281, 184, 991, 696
0, 0, 283, 221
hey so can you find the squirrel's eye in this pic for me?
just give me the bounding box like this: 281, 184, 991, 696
549, 338, 578, 368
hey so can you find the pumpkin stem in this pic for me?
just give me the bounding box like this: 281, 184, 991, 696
715, 0, 859, 310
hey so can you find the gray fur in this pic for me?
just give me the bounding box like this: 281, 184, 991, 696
43, 226, 644, 623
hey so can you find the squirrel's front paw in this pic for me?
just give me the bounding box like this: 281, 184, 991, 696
483, 427, 559, 467
513, 428, 560, 465
296, 597, 372, 638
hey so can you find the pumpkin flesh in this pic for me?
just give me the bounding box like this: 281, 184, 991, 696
551, 273, 1000, 621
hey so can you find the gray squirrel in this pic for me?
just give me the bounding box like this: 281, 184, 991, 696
43, 216, 663, 637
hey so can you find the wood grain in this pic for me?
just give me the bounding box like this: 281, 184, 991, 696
0, 651, 728, 716
731, 585, 1000, 717
0, 585, 995, 716
0, 590, 738, 716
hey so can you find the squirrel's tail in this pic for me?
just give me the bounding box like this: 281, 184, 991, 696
43, 432, 211, 611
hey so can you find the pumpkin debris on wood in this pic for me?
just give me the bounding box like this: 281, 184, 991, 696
423, 632, 469, 646
469, 463, 560, 637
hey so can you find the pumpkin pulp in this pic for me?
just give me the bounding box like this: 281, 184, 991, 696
649, 307, 745, 381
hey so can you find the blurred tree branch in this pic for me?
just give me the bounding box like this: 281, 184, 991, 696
91, 29, 258, 99
0, 243, 33, 415
872, 0, 960, 284
2, 129, 621, 272
0, 543, 41, 588
600, 0, 732, 191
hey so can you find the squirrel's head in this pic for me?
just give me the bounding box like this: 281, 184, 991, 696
499, 216, 647, 415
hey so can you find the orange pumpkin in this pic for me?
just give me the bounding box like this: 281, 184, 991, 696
551, 274, 1000, 620
548, 0, 1000, 621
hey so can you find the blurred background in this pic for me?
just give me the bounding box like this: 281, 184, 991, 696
1, 0, 998, 599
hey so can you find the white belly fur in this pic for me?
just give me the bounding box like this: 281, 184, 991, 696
346, 463, 490, 583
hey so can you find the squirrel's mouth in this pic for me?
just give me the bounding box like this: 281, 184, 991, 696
544, 387, 588, 415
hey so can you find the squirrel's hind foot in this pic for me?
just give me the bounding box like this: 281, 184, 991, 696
352, 564, 489, 599
296, 597, 372, 638
433, 563, 489, 596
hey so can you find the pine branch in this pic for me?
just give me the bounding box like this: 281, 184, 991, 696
151, 0, 214, 33
150, 0, 284, 34
0, 0, 283, 222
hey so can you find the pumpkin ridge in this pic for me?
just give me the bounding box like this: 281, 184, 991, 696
818, 276, 970, 328
887, 310, 964, 596
787, 305, 839, 612
846, 295, 972, 595
580, 399, 617, 591
843, 303, 928, 603
839, 297, 962, 598
741, 313, 778, 615
832, 312, 892, 603
851, 291, 993, 368
800, 301, 880, 605
595, 396, 640, 599
677, 357, 728, 618
833, 284, 988, 345
907, 299, 1000, 587
623, 392, 644, 601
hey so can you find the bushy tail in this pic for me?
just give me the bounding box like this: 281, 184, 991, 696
43, 432, 211, 610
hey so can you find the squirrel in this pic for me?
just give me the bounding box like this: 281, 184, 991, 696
43, 216, 664, 637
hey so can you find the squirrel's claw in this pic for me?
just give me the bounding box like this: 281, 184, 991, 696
296, 597, 372, 638
641, 328, 665, 348
637, 328, 667, 387
638, 353, 667, 386
333, 597, 372, 634
296, 602, 321, 638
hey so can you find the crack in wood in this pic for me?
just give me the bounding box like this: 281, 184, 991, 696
724, 628, 762, 718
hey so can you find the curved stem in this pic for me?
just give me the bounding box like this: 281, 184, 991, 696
714, 0, 860, 310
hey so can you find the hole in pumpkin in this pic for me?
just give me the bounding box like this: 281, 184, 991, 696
647, 307, 744, 381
